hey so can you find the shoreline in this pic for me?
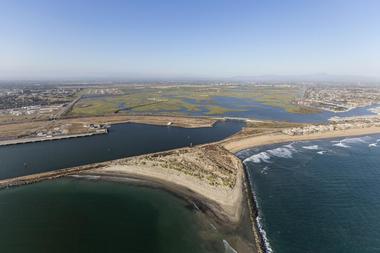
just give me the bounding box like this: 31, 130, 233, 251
223, 126, 380, 253
68, 171, 256, 253
2, 124, 380, 253
0, 129, 107, 146
241, 163, 266, 253
0, 114, 218, 143
85, 146, 245, 224
0, 145, 257, 253
222, 126, 380, 153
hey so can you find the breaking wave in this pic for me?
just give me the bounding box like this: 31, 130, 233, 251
244, 144, 296, 164
267, 147, 293, 158
371, 139, 380, 147
246, 168, 274, 253
235, 149, 254, 159
244, 152, 271, 164
260, 166, 270, 174
333, 136, 373, 149
256, 216, 274, 253
302, 145, 319, 150
342, 136, 372, 143
283, 142, 297, 151
317, 151, 327, 155
333, 142, 351, 148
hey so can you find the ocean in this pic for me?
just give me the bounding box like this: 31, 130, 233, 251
237, 134, 380, 253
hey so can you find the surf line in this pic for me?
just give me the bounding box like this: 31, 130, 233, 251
242, 162, 273, 253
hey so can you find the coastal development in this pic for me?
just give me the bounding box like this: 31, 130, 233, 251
2, 1, 380, 252
1, 82, 380, 252
298, 86, 380, 112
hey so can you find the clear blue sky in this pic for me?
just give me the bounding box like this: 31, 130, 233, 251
0, 0, 379, 80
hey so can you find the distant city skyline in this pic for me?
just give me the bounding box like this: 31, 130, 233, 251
1, 0, 379, 80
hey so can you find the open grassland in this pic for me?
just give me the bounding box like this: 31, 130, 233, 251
69, 84, 319, 117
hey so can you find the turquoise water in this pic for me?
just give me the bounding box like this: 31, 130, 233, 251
0, 178, 222, 253
237, 134, 380, 253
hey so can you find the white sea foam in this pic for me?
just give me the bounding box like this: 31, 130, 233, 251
369, 143, 378, 147
267, 147, 293, 158
244, 145, 296, 164
284, 142, 297, 151
333, 142, 351, 148
317, 150, 327, 155
333, 136, 373, 149
235, 149, 253, 159
341, 136, 372, 144
244, 152, 271, 164
260, 166, 270, 174
302, 145, 319, 150
256, 216, 274, 253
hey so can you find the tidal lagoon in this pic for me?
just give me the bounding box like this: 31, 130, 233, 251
179, 96, 379, 123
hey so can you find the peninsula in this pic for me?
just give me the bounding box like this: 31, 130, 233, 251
2, 115, 380, 252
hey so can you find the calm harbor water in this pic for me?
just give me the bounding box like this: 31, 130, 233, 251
237, 134, 380, 253
0, 178, 222, 253
0, 120, 244, 180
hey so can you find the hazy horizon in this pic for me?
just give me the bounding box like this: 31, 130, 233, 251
1, 1, 380, 81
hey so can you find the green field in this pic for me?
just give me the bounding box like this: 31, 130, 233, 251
69, 84, 319, 117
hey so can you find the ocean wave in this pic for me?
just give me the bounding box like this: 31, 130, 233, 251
244, 145, 296, 164
260, 166, 270, 174
235, 149, 253, 159
317, 150, 327, 155
369, 143, 378, 147
283, 142, 297, 151
244, 152, 271, 164
333, 142, 351, 148
302, 145, 319, 150
256, 216, 274, 253
267, 147, 293, 158
333, 136, 374, 149
246, 174, 273, 253
341, 136, 372, 144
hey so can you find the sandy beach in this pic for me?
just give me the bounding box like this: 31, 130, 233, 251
222, 126, 380, 153
87, 146, 245, 223
3, 123, 380, 253
0, 144, 257, 253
